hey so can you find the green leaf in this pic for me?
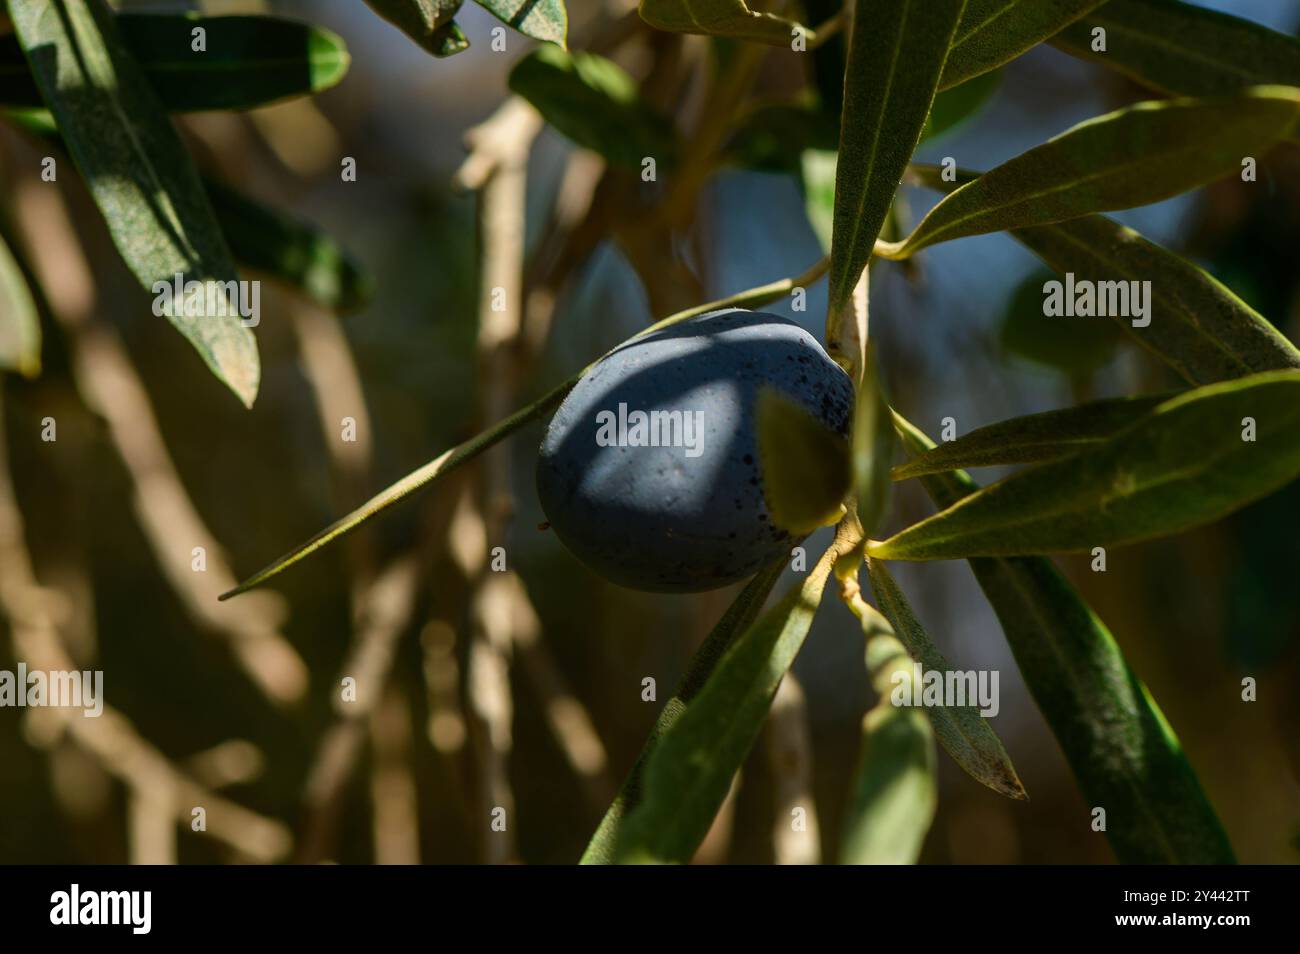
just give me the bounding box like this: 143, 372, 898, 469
873, 371, 1300, 561
637, 0, 804, 46
8, 0, 259, 407
892, 393, 1172, 479
0, 228, 39, 377
826, 0, 965, 334
581, 558, 785, 864
866, 558, 1026, 799
999, 268, 1123, 377
893, 411, 1234, 863
615, 533, 850, 863
840, 609, 936, 865
907, 164, 1300, 384
508, 45, 678, 169
221, 258, 829, 597
940, 0, 1105, 90
922, 66, 1000, 141
362, 0, 468, 57
0, 13, 349, 112
205, 180, 372, 314
757, 387, 850, 535
475, 0, 567, 47
1011, 214, 1300, 386
852, 345, 894, 536
1052, 0, 1300, 100
878, 87, 1300, 260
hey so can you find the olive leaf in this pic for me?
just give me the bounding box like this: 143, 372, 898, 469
0, 13, 349, 112
205, 180, 371, 315
1052, 0, 1300, 101
940, 0, 1105, 90
797, 71, 995, 252
892, 413, 1235, 863
8, 0, 259, 407
362, 0, 468, 57
877, 87, 1300, 260
581, 558, 786, 864
826, 0, 965, 361
892, 393, 1173, 479
852, 345, 894, 537
475, 0, 567, 47
873, 371, 1300, 561
907, 164, 1300, 385
1012, 215, 1300, 385
866, 558, 1026, 800
638, 0, 807, 46
221, 259, 829, 597
839, 595, 936, 864
757, 387, 850, 536
615, 529, 855, 863
508, 45, 678, 169
0, 227, 39, 378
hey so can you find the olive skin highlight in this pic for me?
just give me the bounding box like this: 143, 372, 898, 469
536, 309, 853, 592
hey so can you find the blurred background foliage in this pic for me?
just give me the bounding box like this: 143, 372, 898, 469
0, 0, 1297, 864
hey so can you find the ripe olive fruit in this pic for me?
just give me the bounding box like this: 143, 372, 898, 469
536, 308, 853, 592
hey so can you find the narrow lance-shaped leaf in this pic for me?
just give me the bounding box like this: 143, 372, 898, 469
1012, 215, 1300, 385
475, 0, 567, 47
940, 0, 1104, 90
205, 180, 372, 314
839, 595, 936, 865
362, 0, 468, 57
1051, 0, 1300, 100
8, 0, 259, 407
614, 526, 857, 863
581, 558, 786, 864
906, 162, 1300, 385
757, 387, 850, 536
220, 259, 829, 597
866, 558, 1026, 799
827, 0, 965, 371
0, 13, 350, 112
892, 392, 1173, 479
891, 411, 1234, 863
0, 227, 39, 377
508, 45, 679, 169
0, 110, 368, 315
878, 88, 1300, 260
637, 0, 806, 46
873, 371, 1300, 561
